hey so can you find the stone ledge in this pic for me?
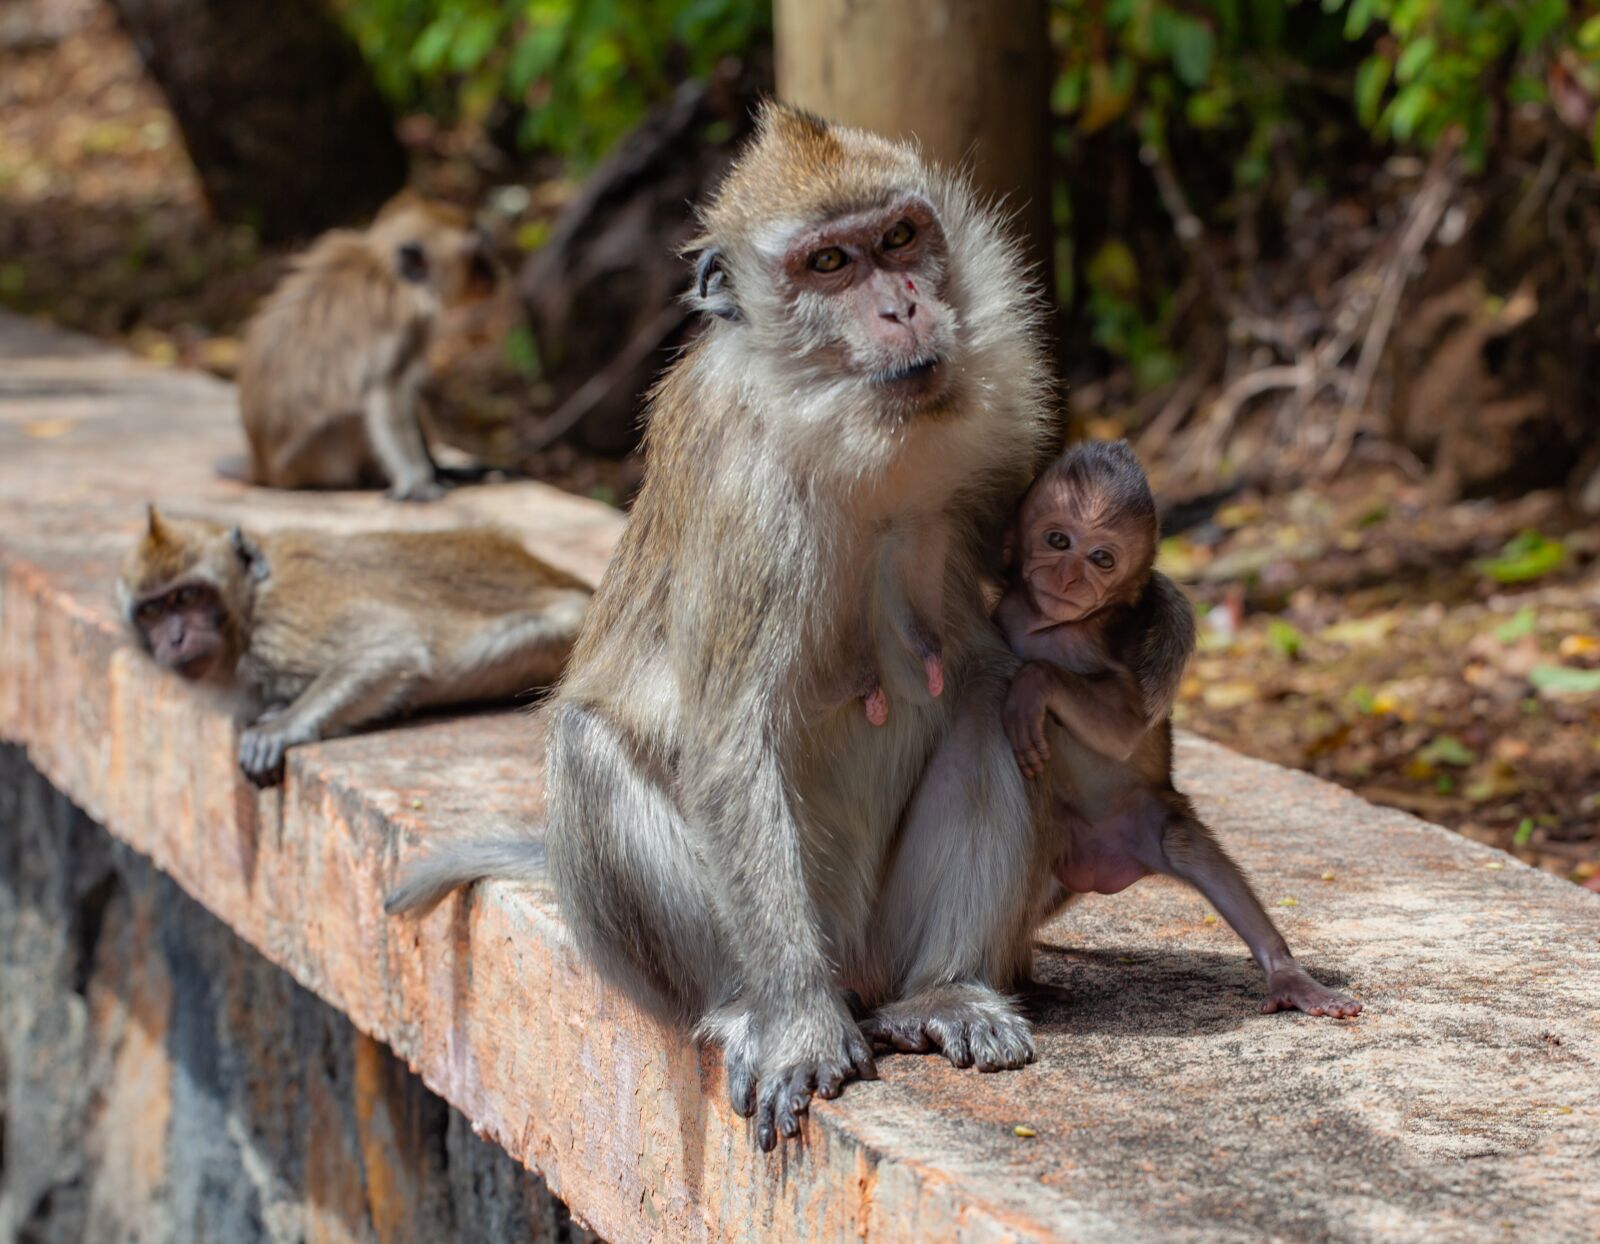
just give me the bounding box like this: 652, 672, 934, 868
1, 310, 1596, 1243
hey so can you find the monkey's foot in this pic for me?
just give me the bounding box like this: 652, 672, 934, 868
238, 725, 290, 788
863, 685, 889, 726
863, 982, 1035, 1072
727, 1001, 878, 1152
923, 651, 944, 698
385, 477, 446, 503
1261, 967, 1362, 1018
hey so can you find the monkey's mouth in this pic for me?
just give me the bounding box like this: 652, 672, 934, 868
176, 652, 219, 681
873, 356, 945, 402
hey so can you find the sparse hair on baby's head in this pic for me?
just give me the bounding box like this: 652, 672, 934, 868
1027, 439, 1156, 531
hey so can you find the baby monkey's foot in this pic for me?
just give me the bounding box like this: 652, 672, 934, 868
1262, 967, 1362, 1018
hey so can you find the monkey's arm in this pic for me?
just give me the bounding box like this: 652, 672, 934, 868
1133, 571, 1197, 723
1004, 660, 1148, 774
238, 634, 426, 786
363, 374, 442, 502
1139, 801, 1361, 1018
678, 529, 876, 1148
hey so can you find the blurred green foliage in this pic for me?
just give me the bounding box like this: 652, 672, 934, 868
336, 0, 769, 164
1049, 0, 1599, 384
339, 0, 1599, 382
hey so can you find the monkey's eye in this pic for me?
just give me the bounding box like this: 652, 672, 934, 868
809, 247, 848, 274
883, 220, 916, 249
1045, 531, 1071, 551
176, 586, 199, 607
135, 600, 162, 623
1089, 549, 1117, 570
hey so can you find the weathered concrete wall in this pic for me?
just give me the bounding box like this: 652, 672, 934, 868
0, 744, 594, 1244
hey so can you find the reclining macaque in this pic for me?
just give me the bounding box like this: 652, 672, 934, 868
996, 440, 1360, 1017
119, 508, 589, 787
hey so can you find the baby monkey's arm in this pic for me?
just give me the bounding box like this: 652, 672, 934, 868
1004, 659, 1148, 776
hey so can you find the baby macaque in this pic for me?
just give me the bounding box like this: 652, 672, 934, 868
236, 193, 496, 501
998, 440, 1360, 1018
119, 507, 589, 787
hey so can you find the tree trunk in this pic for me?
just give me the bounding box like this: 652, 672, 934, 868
108, 0, 407, 242
774, 0, 1054, 289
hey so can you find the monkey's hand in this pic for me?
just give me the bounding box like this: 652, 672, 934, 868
1261, 966, 1362, 1019
728, 996, 878, 1152
1003, 663, 1053, 779
238, 723, 292, 788
385, 475, 446, 503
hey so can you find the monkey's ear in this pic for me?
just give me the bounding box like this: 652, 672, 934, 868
396, 242, 430, 284
145, 504, 173, 547
229, 526, 269, 583
693, 247, 740, 322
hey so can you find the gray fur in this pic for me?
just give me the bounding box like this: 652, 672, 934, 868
383, 838, 548, 916
387, 105, 1058, 1150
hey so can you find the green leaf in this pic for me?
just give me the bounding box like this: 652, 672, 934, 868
1087, 240, 1139, 297
1385, 83, 1434, 142
1396, 36, 1437, 86
1355, 55, 1392, 129
1344, 0, 1378, 40
1513, 818, 1534, 845
1494, 607, 1537, 643
1266, 618, 1306, 659
1474, 530, 1567, 584
1529, 665, 1600, 696
1166, 14, 1216, 88
1577, 14, 1600, 51
1418, 735, 1476, 768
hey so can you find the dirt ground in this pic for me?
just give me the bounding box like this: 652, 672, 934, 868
2, 0, 1595, 888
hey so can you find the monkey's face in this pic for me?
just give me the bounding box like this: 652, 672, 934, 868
1017, 483, 1150, 623
382, 205, 497, 307
132, 582, 230, 680
777, 196, 956, 411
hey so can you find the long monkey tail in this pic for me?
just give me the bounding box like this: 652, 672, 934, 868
383, 836, 548, 916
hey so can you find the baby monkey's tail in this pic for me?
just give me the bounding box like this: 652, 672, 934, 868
384, 836, 547, 916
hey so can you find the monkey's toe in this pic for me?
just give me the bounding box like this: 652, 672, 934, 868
386, 479, 446, 503
238, 728, 287, 787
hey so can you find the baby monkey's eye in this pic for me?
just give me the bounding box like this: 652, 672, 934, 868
1089, 549, 1116, 570
809, 247, 848, 273
136, 600, 161, 622
883, 220, 916, 249
1045, 531, 1071, 551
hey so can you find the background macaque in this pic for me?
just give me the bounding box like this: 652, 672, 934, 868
236, 194, 496, 501
387, 103, 1060, 1151
120, 508, 589, 787
997, 439, 1360, 1017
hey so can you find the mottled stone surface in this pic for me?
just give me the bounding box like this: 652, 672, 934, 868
0, 745, 590, 1244
1, 311, 1598, 1243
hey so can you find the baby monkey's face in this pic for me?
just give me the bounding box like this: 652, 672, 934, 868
1017, 480, 1144, 624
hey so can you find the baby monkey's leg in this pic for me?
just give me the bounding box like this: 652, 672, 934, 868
1148, 794, 1362, 1018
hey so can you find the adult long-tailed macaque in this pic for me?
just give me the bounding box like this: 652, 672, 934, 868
990, 439, 1360, 1017
120, 508, 589, 787
386, 103, 1059, 1151
236, 194, 495, 501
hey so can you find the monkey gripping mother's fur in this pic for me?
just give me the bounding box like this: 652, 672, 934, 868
387, 102, 1060, 1152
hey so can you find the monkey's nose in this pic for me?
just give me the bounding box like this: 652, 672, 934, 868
880, 297, 917, 323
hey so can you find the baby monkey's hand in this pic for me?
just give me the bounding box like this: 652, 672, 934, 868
1004, 662, 1053, 778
